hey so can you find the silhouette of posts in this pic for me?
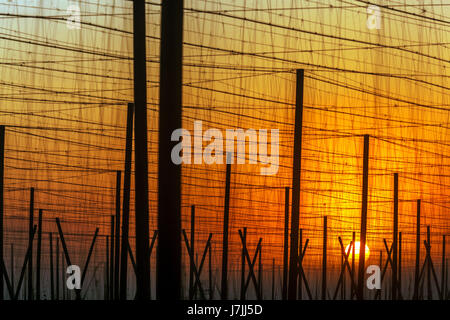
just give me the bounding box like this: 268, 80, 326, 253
221, 156, 231, 299
357, 134, 369, 300
288, 69, 304, 300
120, 102, 134, 300
282, 187, 289, 300
157, 0, 184, 301
0, 125, 4, 301
36, 209, 43, 300
392, 173, 398, 300
322, 216, 327, 300
114, 171, 121, 300
28, 187, 34, 300
413, 199, 421, 299
133, 0, 151, 301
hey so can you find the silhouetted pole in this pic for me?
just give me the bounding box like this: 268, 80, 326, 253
28, 187, 34, 300
392, 173, 398, 300
322, 216, 327, 300
282, 187, 289, 300
56, 237, 59, 300
240, 227, 247, 300
441, 235, 446, 300
189, 205, 195, 299
36, 209, 43, 300
0, 125, 4, 301
157, 0, 183, 301
221, 157, 231, 300
357, 134, 369, 300
120, 102, 134, 300
114, 170, 121, 300
288, 69, 304, 300
413, 199, 421, 299
49, 233, 54, 300
133, 0, 151, 301
109, 215, 114, 301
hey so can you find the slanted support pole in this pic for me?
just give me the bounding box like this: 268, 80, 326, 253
120, 102, 134, 300
221, 157, 231, 300
282, 187, 289, 300
357, 134, 369, 300
157, 0, 184, 301
288, 69, 304, 300
133, 0, 151, 301
413, 199, 421, 299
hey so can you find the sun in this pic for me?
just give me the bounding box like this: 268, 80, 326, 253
345, 241, 370, 262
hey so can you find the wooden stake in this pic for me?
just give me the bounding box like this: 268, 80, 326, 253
288, 69, 304, 300
357, 134, 369, 300
120, 102, 134, 300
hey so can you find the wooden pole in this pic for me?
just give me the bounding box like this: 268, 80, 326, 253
282, 187, 289, 300
133, 0, 151, 301
357, 134, 369, 300
157, 0, 183, 301
36, 209, 43, 300
114, 171, 121, 300
221, 158, 231, 300
120, 102, 133, 300
441, 235, 446, 300
240, 227, 247, 300
298, 229, 303, 300
49, 232, 54, 300
56, 236, 59, 300
398, 231, 402, 299
322, 216, 327, 300
288, 69, 304, 300
28, 187, 34, 300
110, 215, 114, 301
392, 173, 398, 300
0, 125, 4, 301
413, 199, 421, 299
189, 205, 195, 299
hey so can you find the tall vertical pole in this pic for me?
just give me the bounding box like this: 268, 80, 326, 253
36, 209, 43, 300
240, 227, 247, 300
109, 215, 114, 301
56, 237, 59, 300
189, 205, 195, 299
357, 134, 369, 300
288, 69, 304, 300
114, 170, 121, 300
282, 187, 289, 300
413, 199, 421, 299
49, 232, 54, 300
28, 187, 34, 300
392, 173, 398, 300
441, 235, 446, 300
133, 0, 151, 301
157, 0, 184, 301
221, 159, 231, 300
0, 125, 4, 301
322, 216, 327, 300
120, 102, 134, 300
398, 232, 402, 299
